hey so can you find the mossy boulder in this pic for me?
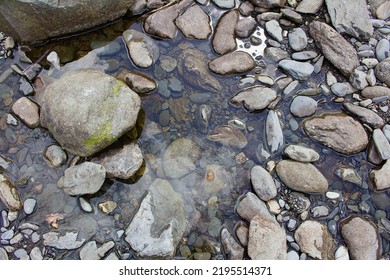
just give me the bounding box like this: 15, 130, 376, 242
40, 69, 141, 157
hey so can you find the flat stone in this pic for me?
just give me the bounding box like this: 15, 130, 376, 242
266, 110, 284, 153
290, 96, 317, 117
124, 71, 157, 94
340, 216, 380, 259
281, 8, 303, 24
0, 174, 23, 211
236, 192, 275, 222
209, 51, 255, 75
309, 21, 359, 77
331, 82, 357, 97
230, 86, 277, 112
295, 220, 335, 259
62, 162, 106, 196
44, 145, 67, 167
207, 125, 248, 149
248, 215, 287, 260
296, 0, 324, 14
93, 142, 143, 180
370, 160, 390, 191
361, 86, 390, 99
235, 17, 257, 38
284, 145, 320, 163
220, 228, 244, 260
276, 160, 328, 193
250, 0, 286, 9
11, 97, 40, 128
251, 165, 277, 201
375, 58, 390, 87
264, 47, 289, 62
175, 5, 212, 40
376, 39, 389, 62
211, 0, 235, 9
23, 198, 36, 215
43, 231, 85, 250
325, 0, 373, 40
79, 240, 115, 260
373, 129, 390, 160
212, 10, 238, 55
265, 20, 283, 42
279, 60, 314, 80
343, 103, 384, 129
288, 28, 307, 52
303, 113, 369, 155
98, 201, 117, 214
291, 51, 318, 61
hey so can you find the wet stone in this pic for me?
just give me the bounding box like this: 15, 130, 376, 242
124, 71, 157, 95
265, 20, 283, 43
264, 47, 289, 62
285, 192, 310, 214
335, 246, 349, 260
370, 160, 390, 191
291, 51, 318, 61
343, 103, 384, 129
279, 60, 314, 80
290, 96, 317, 117
330, 82, 357, 97
6, 114, 18, 126
30, 247, 43, 260
1, 229, 14, 240
212, 10, 239, 55
43, 231, 85, 250
239, 1, 255, 16
175, 5, 212, 40
23, 198, 37, 215
349, 69, 368, 90
19, 78, 34, 96
236, 192, 275, 222
251, 165, 277, 201
209, 51, 255, 75
373, 129, 390, 160
311, 205, 329, 218
11, 97, 40, 129
284, 145, 320, 163
98, 201, 117, 214
335, 167, 362, 186
266, 110, 284, 153
230, 86, 277, 112
0, 174, 23, 211
79, 240, 115, 260
281, 8, 303, 24
14, 248, 29, 260
0, 247, 8, 260
361, 86, 390, 99
235, 17, 257, 38
221, 228, 244, 260
44, 145, 67, 167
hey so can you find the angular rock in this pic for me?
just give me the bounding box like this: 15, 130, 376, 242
248, 215, 287, 260
62, 162, 106, 196
296, 0, 324, 14
376, 39, 389, 62
325, 0, 373, 40
79, 240, 115, 260
373, 129, 390, 160
375, 58, 390, 87
163, 138, 201, 179
125, 179, 185, 258
124, 71, 157, 95
340, 216, 380, 260
43, 231, 85, 250
266, 110, 284, 153
265, 20, 283, 42
264, 47, 289, 62
284, 145, 320, 163
290, 96, 317, 117
208, 51, 255, 75
236, 192, 275, 222
343, 103, 384, 129
212, 10, 239, 55
0, 174, 23, 211
370, 160, 390, 191
44, 145, 67, 167
303, 113, 368, 155
349, 69, 368, 90
175, 5, 212, 40
230, 86, 277, 112
40, 69, 141, 157
276, 160, 328, 193
279, 60, 314, 80
361, 86, 390, 99
288, 28, 308, 52
221, 228, 244, 260
11, 97, 40, 128
309, 21, 359, 77
295, 221, 335, 259
335, 167, 362, 186
250, 0, 286, 8
207, 125, 248, 148
93, 142, 143, 180
251, 165, 277, 201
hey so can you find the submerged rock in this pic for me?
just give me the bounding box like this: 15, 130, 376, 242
207, 125, 248, 149
43, 231, 85, 250
209, 51, 255, 75
290, 96, 317, 117
44, 145, 67, 167
250, 0, 286, 9
79, 240, 115, 260
123, 71, 157, 94
230, 86, 277, 112
221, 228, 244, 260
370, 160, 390, 191
0, 174, 23, 211
40, 69, 141, 157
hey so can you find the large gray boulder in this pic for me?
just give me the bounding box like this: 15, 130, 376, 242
40, 69, 141, 157
0, 0, 135, 43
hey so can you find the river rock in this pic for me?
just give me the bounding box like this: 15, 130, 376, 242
303, 114, 368, 155
248, 215, 287, 260
92, 142, 143, 180
375, 58, 390, 87
284, 145, 320, 163
23, 198, 37, 215
290, 96, 317, 117
143, 0, 193, 39
175, 5, 212, 40
370, 160, 390, 191
0, 174, 23, 211
0, 248, 8, 260
163, 138, 201, 179
343, 103, 384, 129
266, 110, 284, 153
340, 216, 380, 259
236, 192, 275, 222
209, 51, 255, 75
123, 29, 158, 68
309, 21, 359, 77
178, 47, 222, 92
212, 10, 238, 55
276, 160, 328, 193
295, 221, 335, 259
11, 97, 40, 128
376, 39, 389, 62
79, 240, 115, 260
43, 231, 85, 250
230, 86, 277, 112
330, 82, 357, 97
369, 0, 390, 19
373, 129, 390, 160
123, 71, 157, 95
325, 0, 373, 40
62, 162, 106, 196
207, 125, 248, 148
264, 47, 289, 62
235, 17, 257, 38
40, 69, 141, 157
288, 28, 307, 51
335, 167, 362, 186
349, 69, 368, 90
265, 20, 283, 42
250, 0, 286, 8
296, 0, 324, 14
125, 179, 185, 258
44, 145, 67, 167
251, 165, 277, 201
279, 60, 314, 80
221, 228, 244, 260
361, 86, 390, 98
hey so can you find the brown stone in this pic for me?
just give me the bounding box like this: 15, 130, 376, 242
11, 97, 40, 128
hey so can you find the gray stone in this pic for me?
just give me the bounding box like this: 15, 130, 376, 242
376, 0, 390, 19
309, 21, 359, 77
40, 69, 141, 157
375, 58, 390, 87
295, 221, 335, 259
349, 69, 368, 90
330, 82, 357, 97
63, 162, 106, 196
296, 0, 324, 14
239, 1, 255, 16
311, 205, 329, 218
361, 86, 390, 99
376, 39, 389, 62
125, 179, 185, 258
0, 247, 8, 260
292, 51, 318, 61
124, 71, 157, 95
366, 69, 377, 86
341, 216, 380, 259
93, 142, 143, 180
230, 86, 277, 112
14, 249, 29, 260
290, 96, 317, 117
43, 231, 85, 250
264, 47, 289, 62
335, 246, 349, 260
373, 129, 390, 160
248, 215, 287, 260
235, 17, 257, 38
1, 229, 14, 240
257, 12, 281, 22
11, 97, 40, 129
325, 0, 373, 40
284, 145, 320, 163
343, 103, 384, 129
281, 8, 303, 24
362, 58, 379, 69
0, 174, 22, 211
175, 5, 212, 40
212, 0, 235, 9
79, 240, 115, 260
279, 60, 314, 80
79, 197, 93, 213
44, 145, 67, 167
251, 165, 277, 201
29, 247, 43, 260
236, 192, 275, 222
266, 110, 284, 153
370, 160, 390, 191
265, 20, 283, 43
212, 10, 238, 55
335, 167, 362, 186
23, 198, 36, 215
276, 160, 328, 193
221, 228, 244, 260
303, 113, 369, 155
288, 28, 307, 51
209, 51, 255, 75
383, 125, 390, 142
250, 0, 286, 8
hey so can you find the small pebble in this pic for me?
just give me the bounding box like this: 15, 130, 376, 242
79, 197, 93, 213
1, 229, 14, 240
23, 198, 37, 215
31, 232, 40, 243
